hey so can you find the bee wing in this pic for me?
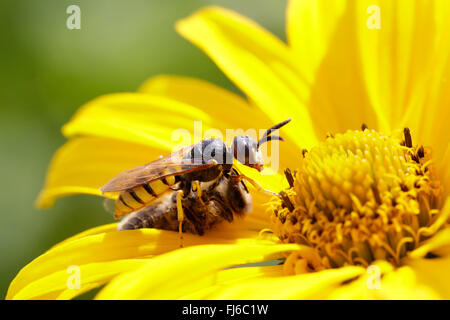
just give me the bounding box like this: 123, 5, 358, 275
100, 145, 216, 193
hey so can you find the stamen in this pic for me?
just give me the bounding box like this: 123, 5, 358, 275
404, 127, 413, 148
284, 168, 295, 188
301, 149, 308, 158
270, 129, 443, 272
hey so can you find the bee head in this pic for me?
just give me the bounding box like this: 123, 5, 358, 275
232, 118, 292, 172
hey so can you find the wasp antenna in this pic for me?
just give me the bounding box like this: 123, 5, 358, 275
264, 118, 292, 137
258, 118, 292, 148
257, 135, 284, 147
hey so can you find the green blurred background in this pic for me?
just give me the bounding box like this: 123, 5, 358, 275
0, 0, 286, 298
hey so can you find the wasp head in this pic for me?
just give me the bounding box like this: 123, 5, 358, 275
232, 118, 292, 172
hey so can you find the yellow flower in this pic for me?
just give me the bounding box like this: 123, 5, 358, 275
7, 0, 450, 299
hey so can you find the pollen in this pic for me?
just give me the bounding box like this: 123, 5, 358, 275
270, 128, 444, 273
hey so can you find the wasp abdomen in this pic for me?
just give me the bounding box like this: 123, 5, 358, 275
114, 175, 177, 218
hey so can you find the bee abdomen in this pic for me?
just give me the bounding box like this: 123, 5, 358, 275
117, 193, 180, 232
114, 175, 177, 218
118, 192, 208, 234
117, 175, 253, 235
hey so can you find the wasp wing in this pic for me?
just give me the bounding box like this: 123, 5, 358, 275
100, 145, 216, 193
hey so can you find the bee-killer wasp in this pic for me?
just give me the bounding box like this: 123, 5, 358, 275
101, 118, 292, 238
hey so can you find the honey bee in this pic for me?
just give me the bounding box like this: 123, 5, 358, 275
101, 118, 291, 236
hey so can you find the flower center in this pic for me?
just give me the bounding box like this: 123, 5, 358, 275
270, 128, 443, 273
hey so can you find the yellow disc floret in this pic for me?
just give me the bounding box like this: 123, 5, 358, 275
271, 128, 443, 272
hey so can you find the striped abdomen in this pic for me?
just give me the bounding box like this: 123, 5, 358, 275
114, 176, 177, 218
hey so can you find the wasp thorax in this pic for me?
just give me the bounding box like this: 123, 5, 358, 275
271, 129, 444, 273
187, 138, 233, 165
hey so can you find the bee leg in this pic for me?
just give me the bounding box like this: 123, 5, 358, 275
232, 174, 280, 198
176, 190, 185, 248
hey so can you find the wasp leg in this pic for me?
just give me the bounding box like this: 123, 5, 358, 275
192, 180, 207, 207
192, 180, 202, 198
192, 179, 214, 228
176, 190, 185, 248
232, 174, 279, 197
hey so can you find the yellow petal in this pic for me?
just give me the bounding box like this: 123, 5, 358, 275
51, 223, 118, 249
179, 265, 285, 299
405, 255, 450, 299
356, 0, 409, 132
237, 161, 287, 192
138, 75, 270, 131
36, 136, 163, 208
440, 146, 450, 198
287, 0, 381, 136
409, 228, 450, 260
63, 93, 212, 151
366, 266, 440, 299
95, 243, 301, 299
286, 0, 347, 83
207, 265, 364, 299
355, 0, 450, 140
55, 283, 100, 300
400, 0, 450, 162
176, 6, 318, 150
326, 260, 393, 299
7, 223, 277, 299
9, 259, 148, 300
329, 261, 440, 299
